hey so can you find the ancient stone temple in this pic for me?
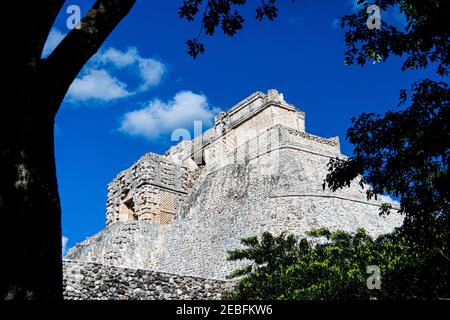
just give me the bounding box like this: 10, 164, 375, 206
63, 90, 403, 300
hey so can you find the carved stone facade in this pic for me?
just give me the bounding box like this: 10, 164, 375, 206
106, 153, 188, 225
105, 89, 309, 226
65, 89, 404, 298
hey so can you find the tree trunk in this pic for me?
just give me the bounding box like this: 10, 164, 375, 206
1, 0, 136, 300
0, 82, 62, 300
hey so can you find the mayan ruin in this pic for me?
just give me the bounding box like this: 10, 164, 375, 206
63, 89, 403, 299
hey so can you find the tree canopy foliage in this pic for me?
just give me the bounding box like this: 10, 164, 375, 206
325, 0, 449, 257
178, 0, 296, 58
226, 229, 449, 299
325, 79, 449, 254
341, 0, 449, 75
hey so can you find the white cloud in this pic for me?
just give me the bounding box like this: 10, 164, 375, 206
94, 47, 166, 90
62, 236, 69, 256
42, 28, 65, 58
67, 69, 131, 102
138, 58, 166, 90
120, 91, 218, 139
65, 47, 166, 103
95, 47, 138, 68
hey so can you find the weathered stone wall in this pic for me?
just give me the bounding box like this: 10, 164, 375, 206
65, 221, 163, 267
66, 126, 401, 279
67, 123, 402, 280
224, 89, 304, 132
207, 124, 341, 172
165, 89, 305, 168
149, 145, 402, 279
66, 89, 404, 287
63, 260, 231, 300
106, 153, 188, 225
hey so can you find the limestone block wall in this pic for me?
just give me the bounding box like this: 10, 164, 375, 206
106, 153, 188, 225
63, 260, 231, 300
226, 92, 265, 125
164, 89, 305, 167
65, 89, 404, 285
165, 140, 193, 165
65, 221, 163, 267
281, 127, 340, 157
165, 127, 216, 166
149, 145, 402, 279
204, 124, 340, 172
67, 124, 402, 280
205, 99, 305, 169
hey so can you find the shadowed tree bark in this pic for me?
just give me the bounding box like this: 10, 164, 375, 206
1, 0, 136, 300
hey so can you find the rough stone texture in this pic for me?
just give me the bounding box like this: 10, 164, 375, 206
65, 221, 161, 268
106, 153, 188, 225
63, 260, 230, 300
65, 89, 404, 297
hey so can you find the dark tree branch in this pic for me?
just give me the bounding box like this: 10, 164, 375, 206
10, 1, 65, 66
35, 1, 67, 60
45, 0, 136, 114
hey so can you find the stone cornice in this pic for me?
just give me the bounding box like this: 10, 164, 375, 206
225, 91, 265, 115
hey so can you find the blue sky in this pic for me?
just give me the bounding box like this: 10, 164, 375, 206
48, 1, 438, 254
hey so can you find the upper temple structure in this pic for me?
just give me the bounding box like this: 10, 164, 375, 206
104, 89, 312, 226
64, 90, 403, 298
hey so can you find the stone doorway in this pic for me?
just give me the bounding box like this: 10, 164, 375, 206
118, 197, 137, 221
